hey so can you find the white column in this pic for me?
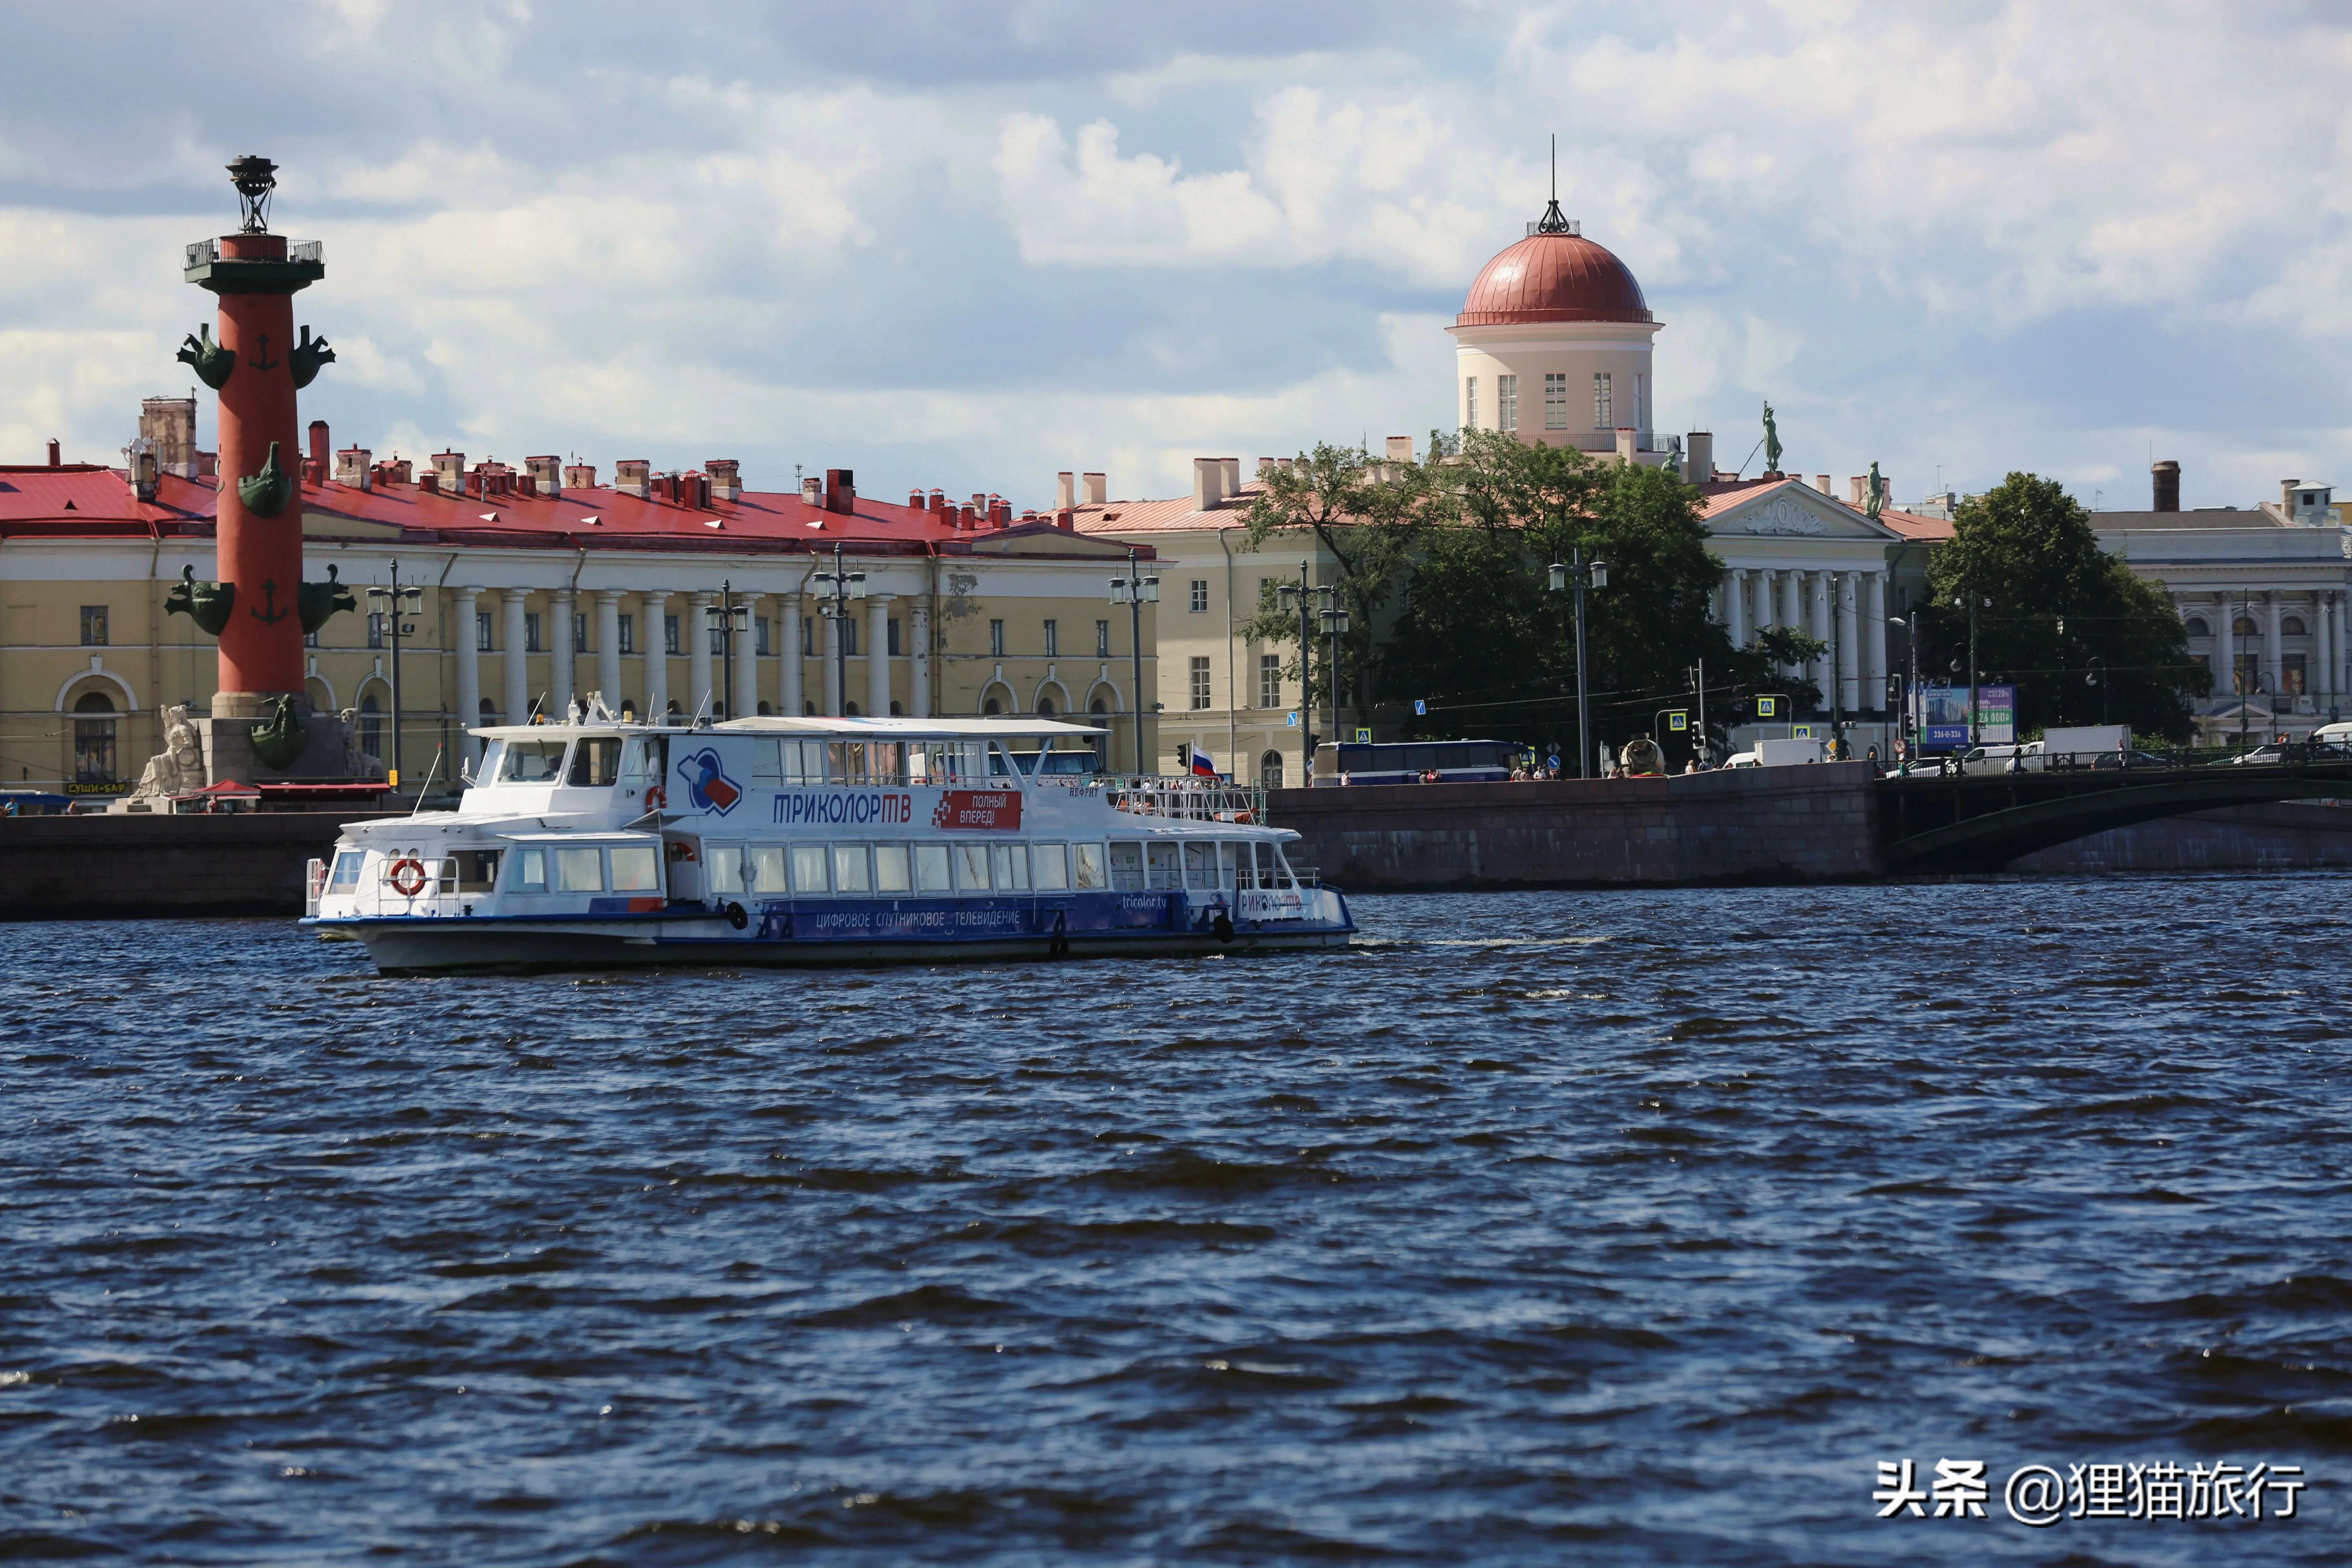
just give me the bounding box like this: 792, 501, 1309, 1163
641, 592, 670, 720
550, 590, 576, 717
865, 595, 893, 716
2330, 592, 2345, 705
1838, 572, 1862, 713
731, 593, 761, 718
2264, 591, 2283, 700
1864, 571, 1888, 711
1726, 569, 1749, 648
501, 588, 529, 724
782, 596, 804, 716
1809, 571, 1833, 700
452, 587, 482, 766
686, 592, 715, 719
822, 614, 843, 716
2216, 595, 2236, 699
911, 599, 932, 718
595, 590, 623, 715
1778, 569, 1804, 676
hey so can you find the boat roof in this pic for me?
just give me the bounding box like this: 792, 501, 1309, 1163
468, 715, 1108, 742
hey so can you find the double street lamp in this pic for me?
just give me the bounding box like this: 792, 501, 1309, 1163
812, 544, 867, 717
365, 564, 424, 786
1548, 550, 1608, 778
703, 577, 752, 720
1109, 548, 1158, 771
1278, 570, 1348, 768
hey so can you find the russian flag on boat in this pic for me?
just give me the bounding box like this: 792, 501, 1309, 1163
1190, 746, 1219, 777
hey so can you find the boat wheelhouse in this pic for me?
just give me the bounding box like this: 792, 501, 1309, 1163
304, 714, 1352, 973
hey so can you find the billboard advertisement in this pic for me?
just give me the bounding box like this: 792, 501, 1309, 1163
1917, 685, 2017, 749
1976, 685, 2016, 746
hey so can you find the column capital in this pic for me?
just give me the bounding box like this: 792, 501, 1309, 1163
502, 586, 530, 602
595, 588, 626, 605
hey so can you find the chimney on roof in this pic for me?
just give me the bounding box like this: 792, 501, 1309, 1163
1682, 431, 1713, 485
1615, 428, 1637, 466
335, 446, 372, 490
957, 504, 976, 530
1193, 457, 1223, 512
1057, 508, 1074, 530
1219, 457, 1240, 498
2281, 478, 2301, 514
125, 439, 159, 502
1815, 473, 1830, 493
1385, 436, 1413, 461
307, 419, 329, 469
1082, 472, 1106, 506
562, 461, 596, 491
525, 455, 562, 499
909, 487, 926, 511
826, 468, 855, 514
615, 459, 650, 499
139, 397, 199, 479
417, 469, 439, 495
1056, 471, 1075, 510
1257, 457, 1278, 478
47, 439, 59, 467
706, 459, 740, 502
802, 477, 822, 507
1849, 476, 1867, 505
2152, 460, 2180, 512
928, 488, 946, 513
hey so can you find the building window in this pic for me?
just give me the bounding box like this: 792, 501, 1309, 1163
1593, 371, 1613, 430
755, 617, 772, 657
1258, 750, 1284, 789
617, 614, 635, 655
802, 617, 814, 656
79, 606, 108, 646
526, 612, 544, 653
2283, 615, 2309, 636
2184, 617, 2210, 638
1464, 375, 1478, 431
1189, 580, 1208, 613
1189, 656, 1212, 709
1042, 619, 1058, 657
708, 620, 725, 656
358, 693, 382, 759
2285, 654, 2308, 694
842, 619, 858, 657
303, 628, 319, 649
71, 691, 116, 783
2235, 653, 2259, 694
1259, 652, 1282, 709
990, 619, 1005, 657
2234, 616, 2258, 637
1096, 619, 1111, 657
887, 618, 901, 657
574, 612, 590, 653
1635, 372, 1646, 433
1497, 374, 1518, 432
477, 610, 494, 652
1544, 373, 1567, 430
367, 612, 387, 650
664, 614, 680, 655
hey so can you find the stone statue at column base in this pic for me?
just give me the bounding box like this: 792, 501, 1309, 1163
111, 694, 386, 811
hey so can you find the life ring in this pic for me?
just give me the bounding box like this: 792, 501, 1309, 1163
387, 858, 428, 897
644, 785, 666, 810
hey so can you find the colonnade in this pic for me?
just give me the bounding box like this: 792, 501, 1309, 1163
2177, 588, 2348, 706
1719, 566, 1892, 713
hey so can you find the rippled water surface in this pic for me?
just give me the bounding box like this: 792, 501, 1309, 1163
4, 879, 2349, 1565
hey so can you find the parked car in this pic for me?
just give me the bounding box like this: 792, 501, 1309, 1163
2089, 749, 2172, 770
1958, 743, 2044, 775
2209, 744, 2290, 766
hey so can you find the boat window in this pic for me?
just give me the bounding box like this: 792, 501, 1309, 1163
500, 739, 569, 783
874, 844, 912, 893
1146, 843, 1182, 890
751, 740, 782, 784
620, 739, 661, 783
993, 844, 1029, 891
791, 844, 829, 893
1108, 842, 1144, 891
1216, 842, 1241, 891
475, 741, 507, 783
1073, 843, 1106, 891
781, 740, 825, 786
915, 844, 951, 892
1271, 845, 1299, 890
834, 844, 872, 893
954, 842, 991, 891
556, 846, 604, 892
1033, 843, 1069, 890
986, 742, 1018, 777
610, 844, 660, 892
567, 737, 623, 787
871, 742, 907, 786
1183, 842, 1217, 890
327, 851, 365, 893
707, 844, 744, 895
828, 742, 870, 786
454, 850, 500, 893
911, 740, 984, 784
748, 845, 786, 893
513, 848, 547, 891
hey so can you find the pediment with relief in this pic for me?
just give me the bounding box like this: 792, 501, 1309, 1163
1718, 486, 1895, 540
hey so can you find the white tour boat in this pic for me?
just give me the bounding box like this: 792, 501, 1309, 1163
303, 714, 1354, 974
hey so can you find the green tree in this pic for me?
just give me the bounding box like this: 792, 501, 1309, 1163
1921, 472, 2205, 740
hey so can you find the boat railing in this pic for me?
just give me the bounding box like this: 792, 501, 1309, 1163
1049, 774, 1268, 822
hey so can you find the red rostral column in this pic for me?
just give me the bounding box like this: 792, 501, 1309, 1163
184, 155, 328, 716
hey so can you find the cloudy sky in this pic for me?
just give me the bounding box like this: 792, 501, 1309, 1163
2, 0, 2346, 512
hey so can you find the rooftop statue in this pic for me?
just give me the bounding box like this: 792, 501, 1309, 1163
1866, 461, 1885, 522
1762, 401, 1783, 476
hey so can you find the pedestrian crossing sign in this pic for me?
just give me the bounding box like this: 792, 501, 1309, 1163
1354, 727, 1372, 743
1666, 711, 1689, 732
1756, 696, 1779, 718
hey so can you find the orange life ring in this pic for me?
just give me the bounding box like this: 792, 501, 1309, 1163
644, 785, 666, 810
388, 857, 428, 897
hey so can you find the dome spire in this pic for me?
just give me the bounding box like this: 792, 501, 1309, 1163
1535, 133, 1575, 235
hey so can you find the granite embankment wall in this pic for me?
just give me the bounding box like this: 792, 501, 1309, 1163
2005, 801, 2352, 874
0, 813, 395, 918
1267, 762, 1884, 889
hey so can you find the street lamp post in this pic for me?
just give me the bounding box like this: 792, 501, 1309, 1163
812, 545, 866, 718
1888, 610, 1921, 768
365, 563, 423, 787
2085, 654, 2108, 727
1278, 568, 1348, 776
1548, 549, 1608, 777
704, 577, 751, 721
1320, 597, 1350, 749
1955, 593, 1986, 746
1109, 548, 1158, 771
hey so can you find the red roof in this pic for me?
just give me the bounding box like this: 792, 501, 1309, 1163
0, 463, 1149, 559
1457, 232, 1652, 326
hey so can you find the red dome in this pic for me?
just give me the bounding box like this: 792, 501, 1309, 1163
1456, 230, 1652, 326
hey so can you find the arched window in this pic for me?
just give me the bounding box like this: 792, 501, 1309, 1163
2184, 617, 2210, 638
982, 697, 1001, 716
757, 700, 773, 716
478, 697, 499, 723
72, 691, 116, 783
618, 698, 637, 722
1089, 697, 1108, 714
889, 700, 904, 715
845, 701, 861, 717
1258, 749, 1285, 789
2284, 616, 2308, 637
358, 693, 383, 757
666, 699, 683, 717
2235, 616, 2259, 637
1037, 696, 1056, 716
804, 701, 815, 716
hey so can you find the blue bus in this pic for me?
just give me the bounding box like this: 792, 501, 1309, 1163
1333, 739, 1523, 785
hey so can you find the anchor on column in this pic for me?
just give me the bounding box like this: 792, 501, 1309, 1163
247, 577, 290, 626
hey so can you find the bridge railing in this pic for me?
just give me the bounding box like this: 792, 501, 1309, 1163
1888, 739, 2352, 779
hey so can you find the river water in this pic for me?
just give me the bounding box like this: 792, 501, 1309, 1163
1, 878, 2345, 1565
